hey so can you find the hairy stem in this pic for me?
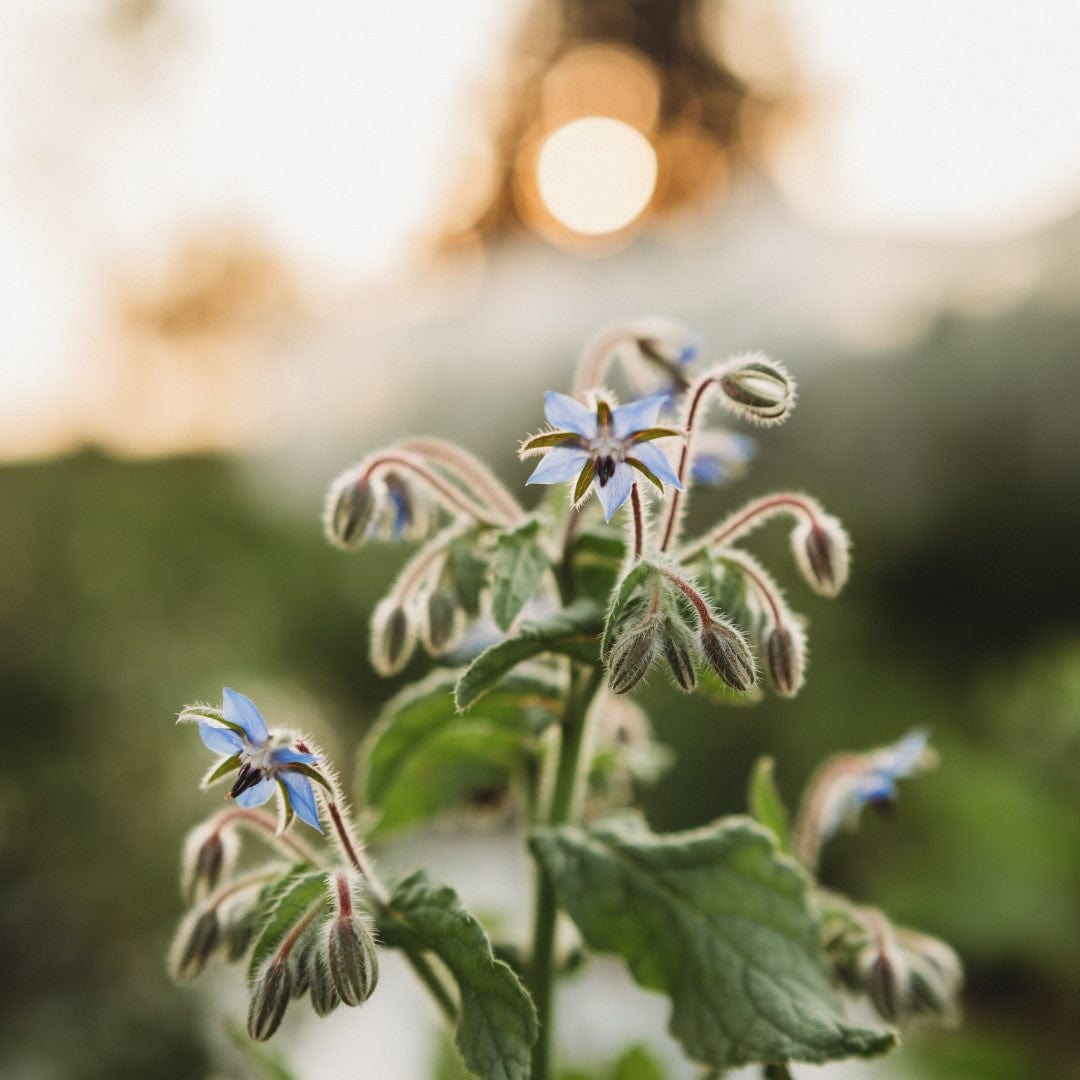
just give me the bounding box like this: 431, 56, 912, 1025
529, 664, 603, 1080
357, 451, 509, 527
211, 807, 319, 864
630, 483, 644, 560
678, 493, 824, 562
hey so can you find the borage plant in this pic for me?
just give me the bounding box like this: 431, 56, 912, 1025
170, 319, 961, 1079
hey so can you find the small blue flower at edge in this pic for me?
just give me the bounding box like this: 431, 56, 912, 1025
519, 391, 683, 521
854, 728, 931, 806
197, 688, 324, 832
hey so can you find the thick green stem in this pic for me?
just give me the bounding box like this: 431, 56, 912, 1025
528, 664, 602, 1080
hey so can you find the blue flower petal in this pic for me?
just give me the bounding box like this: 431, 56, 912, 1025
526, 446, 590, 485
879, 729, 930, 778
271, 747, 322, 766
198, 721, 244, 756
691, 456, 728, 485
234, 776, 276, 808
222, 688, 270, 745
611, 394, 668, 440
543, 392, 596, 438
855, 773, 897, 805
595, 462, 634, 521
630, 441, 683, 490
280, 771, 323, 832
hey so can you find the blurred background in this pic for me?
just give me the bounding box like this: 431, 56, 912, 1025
2, 1, 1079, 1077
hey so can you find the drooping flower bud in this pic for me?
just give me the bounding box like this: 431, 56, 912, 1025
327, 914, 380, 1007
662, 619, 698, 692
309, 949, 341, 1017
792, 514, 850, 597
700, 617, 756, 692
606, 619, 660, 694
764, 620, 806, 698
423, 588, 461, 654
717, 354, 795, 426
325, 473, 378, 550
168, 907, 220, 983
180, 822, 239, 904
247, 960, 292, 1041
370, 598, 416, 676
221, 902, 257, 962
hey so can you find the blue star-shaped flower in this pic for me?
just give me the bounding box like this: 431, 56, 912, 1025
196, 688, 324, 832
519, 392, 683, 520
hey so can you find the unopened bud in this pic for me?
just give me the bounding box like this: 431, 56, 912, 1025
221, 904, 256, 961
424, 589, 460, 654
792, 515, 850, 597
327, 915, 380, 1007
863, 948, 903, 1024
663, 624, 697, 692
765, 621, 805, 698
701, 618, 756, 692
607, 622, 659, 695
180, 822, 240, 904
247, 960, 292, 1041
310, 949, 341, 1017
718, 354, 795, 425
326, 473, 378, 550
169, 908, 220, 983
371, 598, 416, 676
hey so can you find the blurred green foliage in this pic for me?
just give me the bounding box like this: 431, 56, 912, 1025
1, 306, 1079, 1076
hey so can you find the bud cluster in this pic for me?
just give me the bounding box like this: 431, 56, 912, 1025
823, 901, 962, 1028
602, 561, 758, 696
370, 524, 495, 676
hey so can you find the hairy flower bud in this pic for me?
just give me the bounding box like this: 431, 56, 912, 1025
423, 588, 460, 654
607, 621, 660, 695
221, 903, 257, 961
792, 514, 850, 597
371, 598, 416, 676
327, 915, 380, 1007
180, 822, 240, 904
169, 907, 220, 983
326, 473, 378, 550
310, 949, 341, 1017
718, 354, 795, 425
663, 620, 698, 692
765, 621, 806, 698
248, 960, 292, 1041
700, 618, 756, 692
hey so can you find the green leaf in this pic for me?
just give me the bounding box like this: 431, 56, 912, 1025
570, 528, 627, 608
748, 756, 792, 854
247, 868, 329, 985
491, 519, 550, 632
601, 561, 658, 659
455, 600, 602, 711
383, 870, 537, 1080
530, 815, 895, 1070
362, 667, 563, 835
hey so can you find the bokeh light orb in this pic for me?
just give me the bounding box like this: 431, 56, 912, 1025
536, 117, 658, 236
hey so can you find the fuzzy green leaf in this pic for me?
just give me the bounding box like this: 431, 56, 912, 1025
362, 667, 563, 834
570, 528, 627, 607
748, 756, 792, 854
601, 560, 659, 659
383, 870, 537, 1080
491, 519, 550, 632
530, 815, 895, 1070
247, 868, 329, 985
455, 600, 602, 711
